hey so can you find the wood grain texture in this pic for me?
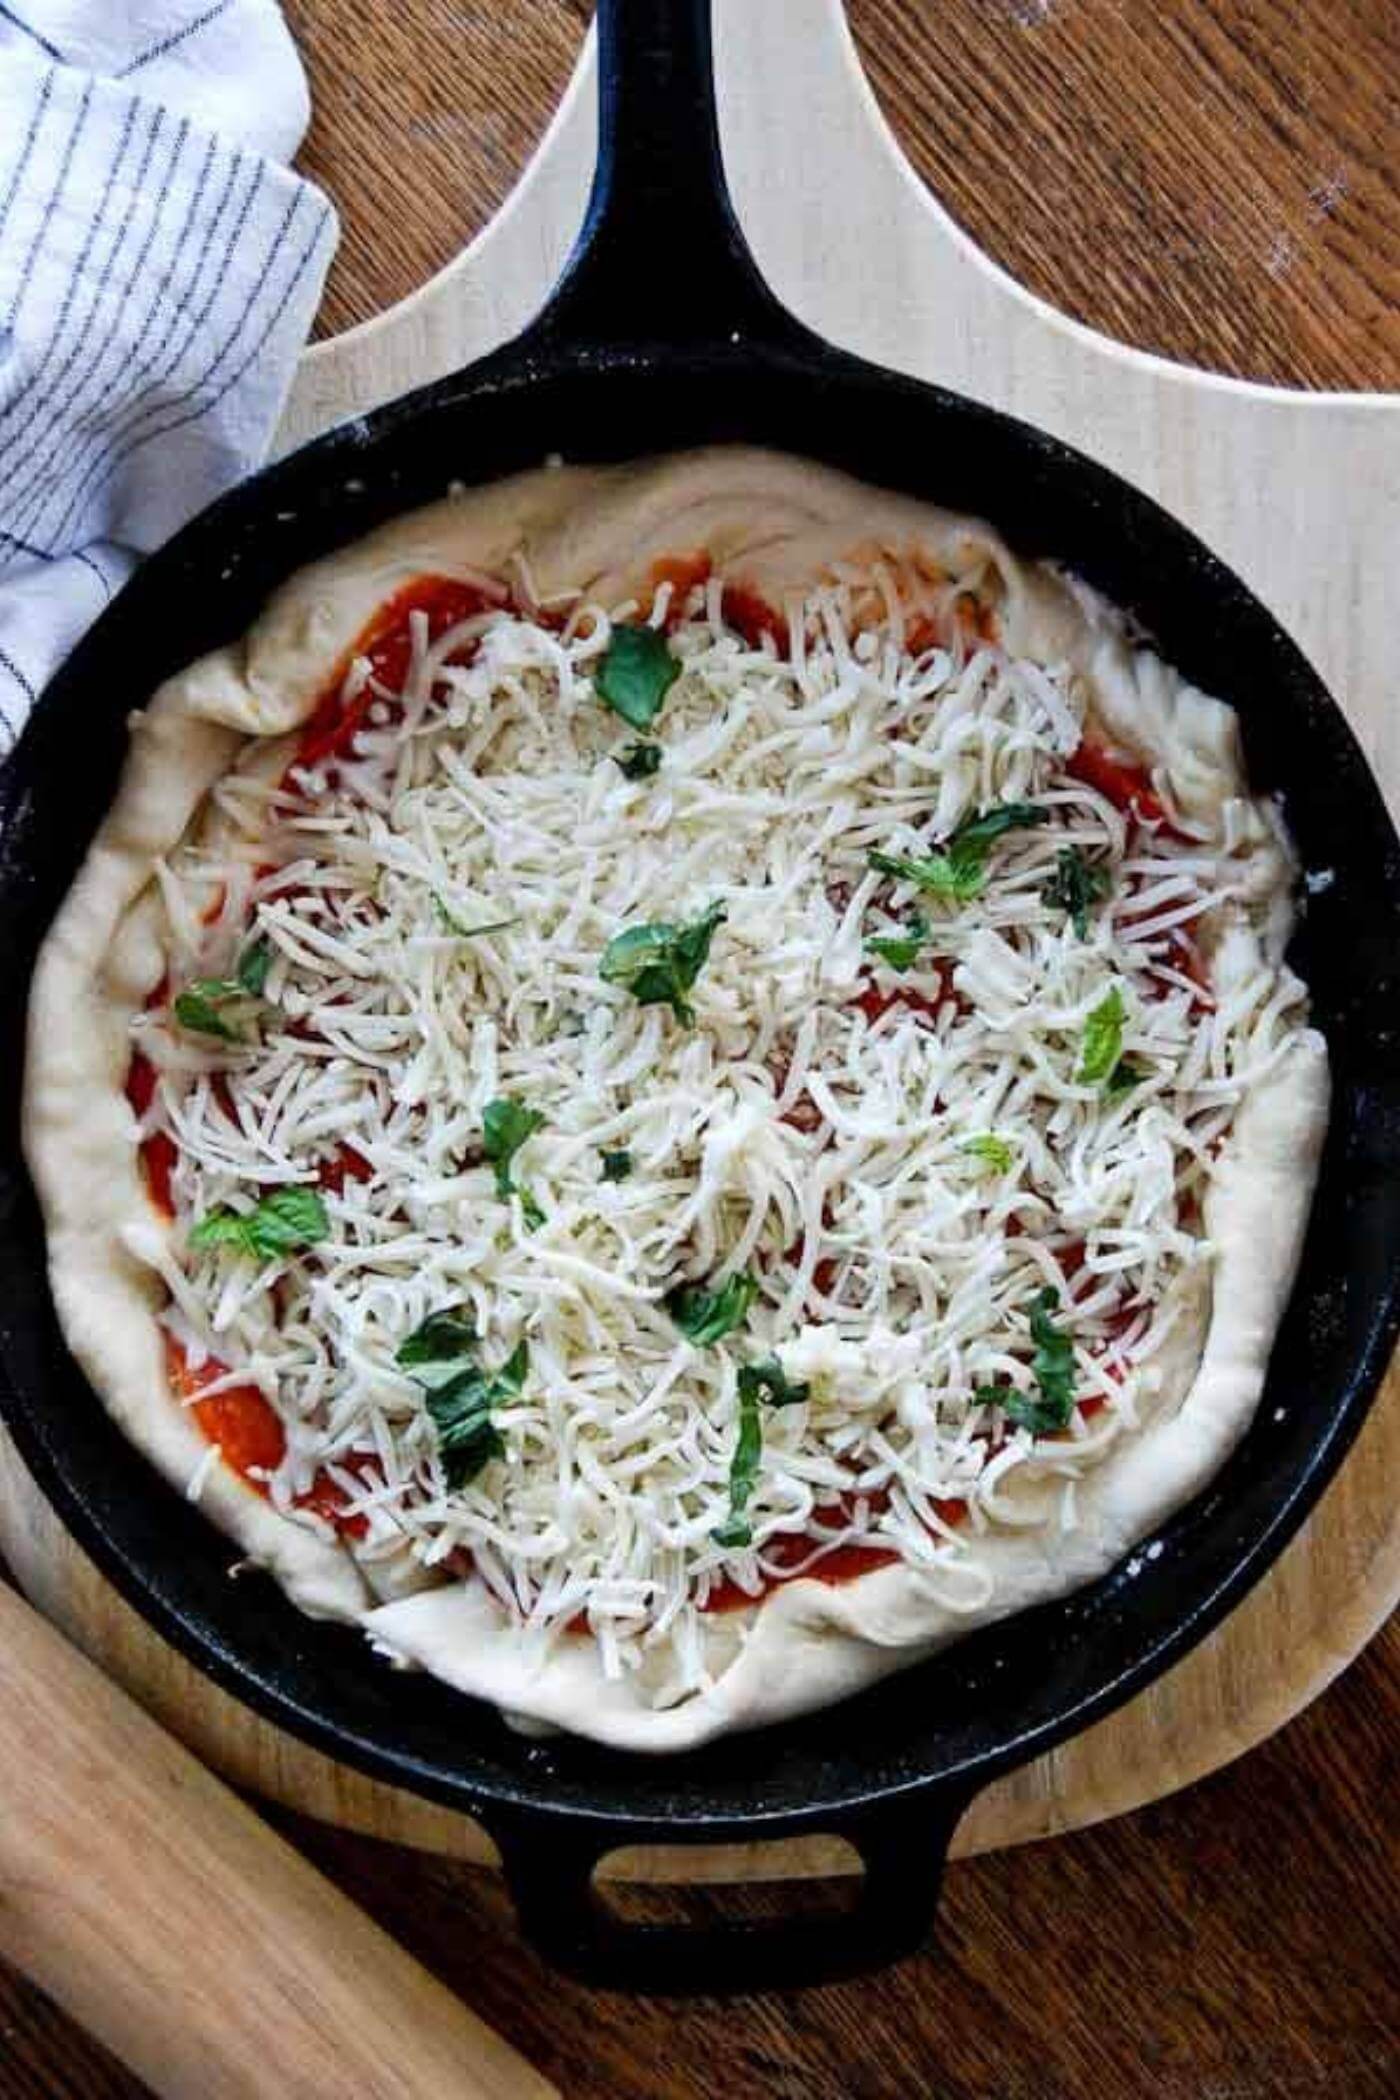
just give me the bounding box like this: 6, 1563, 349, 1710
7, 1622, 1397, 2100
4, 3, 1398, 2095
285, 0, 1400, 390
282, 0, 588, 341
0, 1587, 556, 2100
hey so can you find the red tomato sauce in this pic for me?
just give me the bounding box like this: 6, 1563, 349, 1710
904, 597, 998, 656
208, 1071, 239, 1125
766, 1051, 827, 1137
781, 1196, 841, 1305
1143, 928, 1216, 1014
698, 1489, 967, 1614
316, 1142, 374, 1195
127, 1051, 177, 1216
126, 1058, 233, 1218
125, 1049, 157, 1118
165, 1334, 286, 1478
809, 1253, 841, 1298
649, 550, 713, 627
722, 582, 789, 654
295, 1457, 373, 1540
1066, 737, 1174, 830
1078, 1299, 1146, 1420
854, 942, 971, 1024
856, 970, 940, 1029
1059, 1238, 1089, 1291
289, 574, 502, 782
165, 1336, 369, 1537
140, 1132, 178, 1217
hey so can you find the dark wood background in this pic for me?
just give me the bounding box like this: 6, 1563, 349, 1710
4, 4, 1398, 2094
288, 0, 1400, 389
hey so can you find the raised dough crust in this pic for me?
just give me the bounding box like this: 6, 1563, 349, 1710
23, 448, 1328, 1746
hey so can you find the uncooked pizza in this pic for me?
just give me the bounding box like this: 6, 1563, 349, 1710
25, 450, 1327, 1749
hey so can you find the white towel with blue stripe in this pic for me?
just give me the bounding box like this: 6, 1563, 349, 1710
0, 1, 337, 748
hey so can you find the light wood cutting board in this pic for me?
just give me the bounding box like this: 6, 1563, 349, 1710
1, 0, 1395, 1886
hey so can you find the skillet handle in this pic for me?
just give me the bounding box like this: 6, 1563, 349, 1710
485, 1789, 974, 1993
529, 0, 801, 352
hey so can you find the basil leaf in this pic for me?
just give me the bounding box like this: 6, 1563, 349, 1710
596, 624, 680, 730
1028, 1287, 1076, 1418
176, 943, 274, 1038
870, 801, 1048, 903
1004, 1381, 1071, 1435
736, 1357, 810, 1410
615, 741, 663, 781
425, 1340, 529, 1489
482, 1097, 543, 1185
599, 900, 726, 1026
948, 802, 1049, 856
482, 1097, 545, 1223
190, 1186, 329, 1261
979, 1286, 1078, 1434
495, 1339, 529, 1392
237, 936, 273, 996
600, 1149, 634, 1182
863, 909, 929, 972
1104, 1055, 1147, 1098
434, 895, 516, 939
962, 1134, 1015, 1174
426, 1372, 502, 1485
868, 848, 970, 901
1043, 847, 1112, 939
713, 1357, 809, 1548
188, 1209, 254, 1253
712, 1377, 764, 1549
666, 1269, 759, 1346
174, 989, 239, 1042
395, 1306, 479, 1387
1078, 985, 1128, 1086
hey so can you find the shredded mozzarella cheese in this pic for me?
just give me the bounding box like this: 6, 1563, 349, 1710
132, 577, 1309, 1705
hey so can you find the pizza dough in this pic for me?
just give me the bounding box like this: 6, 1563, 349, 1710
23, 448, 1328, 1749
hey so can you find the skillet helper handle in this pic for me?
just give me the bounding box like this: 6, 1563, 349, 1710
531, 0, 795, 350
487, 1791, 972, 1993
0, 1583, 557, 2100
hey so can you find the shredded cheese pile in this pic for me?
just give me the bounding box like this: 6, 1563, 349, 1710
132, 571, 1310, 1703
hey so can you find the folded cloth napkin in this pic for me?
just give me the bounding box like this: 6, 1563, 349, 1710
0, 0, 337, 749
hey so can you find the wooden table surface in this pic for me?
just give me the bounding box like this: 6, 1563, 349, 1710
5, 5, 1398, 2095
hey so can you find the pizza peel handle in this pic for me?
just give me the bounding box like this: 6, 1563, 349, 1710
0, 1581, 557, 2100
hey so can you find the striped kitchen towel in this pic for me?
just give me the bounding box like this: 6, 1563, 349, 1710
0, 0, 338, 748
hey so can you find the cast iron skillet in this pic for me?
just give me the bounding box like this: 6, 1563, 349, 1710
2, 0, 1399, 1994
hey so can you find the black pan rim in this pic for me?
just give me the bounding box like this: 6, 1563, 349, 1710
3, 333, 1399, 1847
